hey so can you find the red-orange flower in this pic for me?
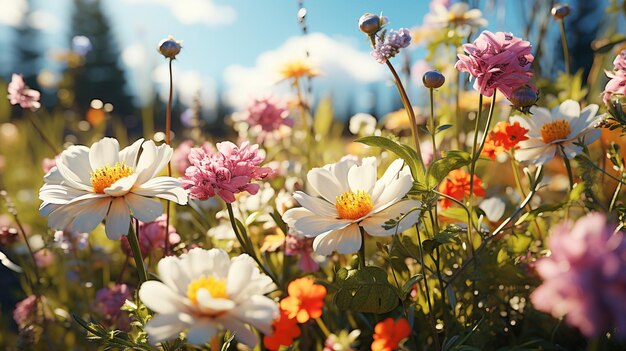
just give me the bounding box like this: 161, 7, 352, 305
280, 277, 327, 323
481, 121, 529, 160
438, 169, 486, 209
371, 317, 412, 351
264, 308, 301, 350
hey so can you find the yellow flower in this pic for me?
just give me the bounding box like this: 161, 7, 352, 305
279, 59, 319, 81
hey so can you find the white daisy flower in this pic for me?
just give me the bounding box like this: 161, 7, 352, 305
511, 100, 604, 165
39, 137, 188, 240
425, 2, 487, 36
282, 157, 421, 256
138, 248, 277, 347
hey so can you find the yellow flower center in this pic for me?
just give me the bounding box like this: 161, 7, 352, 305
540, 120, 571, 144
186, 276, 228, 305
335, 190, 373, 220
90, 162, 134, 194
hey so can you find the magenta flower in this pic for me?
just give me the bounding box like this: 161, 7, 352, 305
602, 50, 626, 105
120, 214, 180, 257
94, 284, 133, 330
242, 96, 293, 141
530, 212, 626, 339
285, 232, 319, 272
455, 31, 534, 99
182, 141, 273, 203
371, 28, 412, 64
13, 295, 38, 328
7, 74, 41, 109
172, 140, 215, 176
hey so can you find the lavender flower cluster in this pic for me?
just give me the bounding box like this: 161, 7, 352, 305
371, 28, 411, 64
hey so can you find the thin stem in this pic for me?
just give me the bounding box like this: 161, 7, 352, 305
358, 226, 366, 268
558, 19, 570, 75
128, 218, 148, 283
429, 87, 438, 161
314, 317, 331, 338
27, 111, 60, 155
416, 225, 441, 351
164, 58, 174, 256
609, 170, 624, 212
560, 146, 574, 191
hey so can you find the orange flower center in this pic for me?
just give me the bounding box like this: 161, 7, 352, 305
540, 120, 571, 144
186, 276, 228, 305
90, 162, 134, 194
335, 190, 373, 220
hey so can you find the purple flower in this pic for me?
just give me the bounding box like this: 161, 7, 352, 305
94, 284, 133, 330
7, 74, 41, 109
119, 214, 180, 257
241, 96, 293, 142
285, 233, 319, 272
530, 212, 626, 338
371, 28, 412, 64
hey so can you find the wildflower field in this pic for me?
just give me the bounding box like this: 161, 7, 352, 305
3, 0, 626, 350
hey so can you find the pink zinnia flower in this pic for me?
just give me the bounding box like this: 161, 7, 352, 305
602, 50, 626, 105
530, 212, 626, 338
242, 96, 293, 141
182, 141, 273, 203
7, 73, 41, 109
455, 31, 534, 99
172, 140, 215, 176
13, 295, 38, 328
94, 284, 133, 330
285, 232, 319, 272
120, 214, 180, 257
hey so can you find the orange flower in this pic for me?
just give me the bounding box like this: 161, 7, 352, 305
438, 169, 486, 209
280, 59, 319, 81
264, 308, 301, 350
481, 121, 529, 159
280, 277, 327, 323
371, 317, 412, 351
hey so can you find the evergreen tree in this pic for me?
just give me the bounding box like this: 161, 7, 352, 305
13, 0, 42, 89
70, 0, 134, 116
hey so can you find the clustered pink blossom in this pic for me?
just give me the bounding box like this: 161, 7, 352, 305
120, 214, 180, 257
13, 295, 38, 328
455, 31, 534, 99
285, 232, 319, 272
371, 28, 412, 64
602, 50, 626, 106
7, 74, 41, 109
94, 284, 133, 330
530, 212, 626, 338
172, 140, 215, 175
242, 96, 293, 141
182, 141, 273, 203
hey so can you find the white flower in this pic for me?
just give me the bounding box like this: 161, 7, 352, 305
511, 100, 604, 165
425, 2, 487, 36
138, 248, 277, 347
282, 157, 421, 256
39, 137, 188, 240
348, 113, 377, 136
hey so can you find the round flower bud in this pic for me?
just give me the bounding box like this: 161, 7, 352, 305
158, 36, 182, 59
509, 85, 539, 112
551, 4, 571, 19
422, 71, 445, 89
359, 13, 382, 35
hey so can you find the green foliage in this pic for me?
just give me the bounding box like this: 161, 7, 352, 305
427, 150, 472, 187
334, 266, 399, 313
314, 96, 334, 137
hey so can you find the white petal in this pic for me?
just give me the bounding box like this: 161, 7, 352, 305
335, 224, 362, 254
133, 177, 188, 205
39, 184, 89, 204
125, 193, 163, 222
226, 255, 254, 297
327, 157, 357, 190
158, 256, 193, 295
145, 313, 187, 344
55, 145, 94, 191
478, 197, 506, 222
69, 198, 111, 233
196, 290, 236, 313
312, 231, 340, 256
186, 320, 217, 346
216, 315, 259, 347
282, 207, 314, 230
229, 295, 278, 335
119, 138, 144, 168
372, 174, 413, 213
371, 158, 404, 202
554, 99, 580, 122
135, 141, 172, 185
47, 197, 111, 232
307, 168, 345, 203
89, 137, 120, 170
105, 197, 131, 240
348, 157, 376, 194
104, 173, 139, 197
361, 200, 421, 236
139, 281, 189, 314
293, 216, 351, 237
293, 191, 336, 217
560, 141, 583, 159
515, 142, 556, 164
185, 248, 231, 280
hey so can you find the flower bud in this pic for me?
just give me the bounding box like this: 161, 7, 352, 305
509, 85, 538, 112
359, 13, 382, 35
551, 4, 571, 20
158, 36, 182, 59
422, 71, 445, 89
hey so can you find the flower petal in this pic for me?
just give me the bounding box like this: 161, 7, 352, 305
372, 174, 413, 213
139, 281, 189, 314
119, 138, 144, 168
196, 290, 236, 313
293, 216, 351, 237
361, 200, 421, 236
216, 315, 259, 347
144, 313, 187, 344
186, 320, 217, 346
335, 224, 362, 254
89, 137, 120, 170
125, 193, 163, 222
104, 173, 139, 197
293, 191, 336, 217
135, 141, 173, 185
55, 145, 94, 191
554, 99, 580, 122
105, 197, 131, 240
371, 158, 404, 202
133, 177, 188, 205
229, 295, 278, 335
348, 157, 376, 194
307, 167, 345, 203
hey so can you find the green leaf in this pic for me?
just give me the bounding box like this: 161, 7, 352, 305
334, 266, 399, 313
400, 274, 423, 299
422, 224, 464, 254
515, 202, 566, 225
314, 96, 334, 137
356, 136, 426, 187
427, 151, 472, 186
436, 124, 453, 134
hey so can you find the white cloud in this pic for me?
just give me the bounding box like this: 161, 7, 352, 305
125, 0, 236, 25
122, 44, 147, 68
223, 32, 385, 110
0, 0, 27, 26
28, 10, 61, 32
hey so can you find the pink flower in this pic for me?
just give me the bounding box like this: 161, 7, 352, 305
242, 96, 293, 141
13, 295, 38, 328
613, 50, 626, 71
120, 214, 180, 257
182, 141, 273, 203
285, 233, 319, 272
455, 31, 534, 99
41, 157, 57, 174
94, 284, 133, 330
602, 50, 626, 105
7, 74, 41, 109
530, 212, 626, 339
172, 140, 215, 176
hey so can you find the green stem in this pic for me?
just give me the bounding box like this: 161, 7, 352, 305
429, 87, 438, 161
164, 58, 174, 257
558, 19, 570, 75
128, 218, 148, 284
416, 224, 440, 351
560, 146, 575, 191
609, 169, 624, 212
358, 226, 366, 268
